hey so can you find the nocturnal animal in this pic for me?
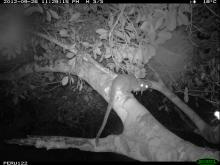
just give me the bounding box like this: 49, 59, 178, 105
95, 74, 150, 146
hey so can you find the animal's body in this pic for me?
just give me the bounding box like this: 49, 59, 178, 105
95, 74, 149, 146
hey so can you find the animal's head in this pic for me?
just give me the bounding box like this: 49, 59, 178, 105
138, 79, 152, 93
130, 76, 151, 92
140, 82, 149, 90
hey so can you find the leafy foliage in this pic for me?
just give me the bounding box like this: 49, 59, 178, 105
3, 4, 214, 108
1, 4, 191, 75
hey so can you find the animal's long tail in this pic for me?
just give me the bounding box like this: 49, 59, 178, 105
95, 104, 112, 146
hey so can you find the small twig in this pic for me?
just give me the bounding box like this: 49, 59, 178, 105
45, 81, 61, 85
29, 31, 77, 54
45, 84, 62, 92
175, 89, 219, 94
175, 90, 219, 105
204, 4, 220, 18
187, 4, 193, 34
108, 4, 126, 41
31, 81, 60, 88
192, 25, 208, 34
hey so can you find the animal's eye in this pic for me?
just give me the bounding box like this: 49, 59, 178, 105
145, 84, 148, 88
140, 83, 144, 87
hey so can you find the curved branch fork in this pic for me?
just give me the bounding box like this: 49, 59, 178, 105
3, 55, 220, 161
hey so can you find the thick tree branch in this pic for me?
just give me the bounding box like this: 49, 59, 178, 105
2, 56, 219, 161
0, 31, 219, 160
